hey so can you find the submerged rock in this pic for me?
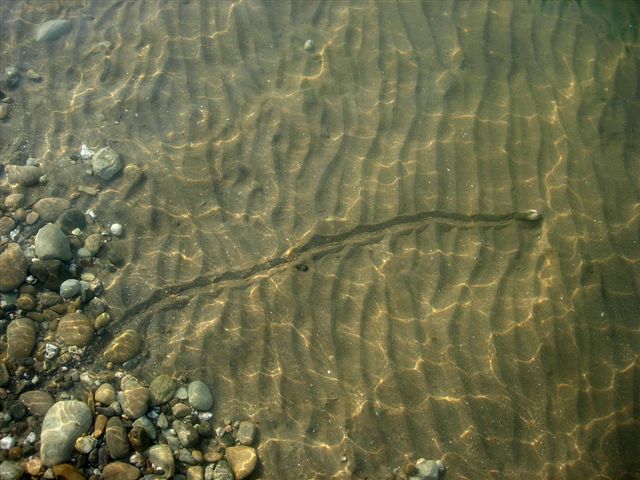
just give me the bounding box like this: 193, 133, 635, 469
40, 400, 92, 466
0, 243, 28, 292
56, 312, 94, 347
102, 329, 142, 363
225, 445, 257, 480
92, 146, 123, 180
35, 19, 72, 42
6, 317, 37, 360
35, 223, 72, 261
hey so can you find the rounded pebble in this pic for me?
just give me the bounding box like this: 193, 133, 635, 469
102, 329, 143, 363
59, 278, 81, 298
56, 312, 94, 347
110, 223, 123, 236
304, 39, 315, 51
40, 400, 92, 466
6, 317, 37, 360
187, 380, 213, 411
0, 243, 28, 292
147, 444, 175, 478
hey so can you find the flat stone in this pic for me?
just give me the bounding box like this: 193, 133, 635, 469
30, 259, 70, 290
35, 223, 72, 261
92, 146, 123, 180
19, 390, 54, 416
237, 421, 257, 445
40, 400, 92, 466
35, 19, 72, 42
106, 416, 130, 459
225, 445, 257, 480
188, 380, 213, 411
5, 164, 41, 186
102, 329, 142, 363
59, 278, 81, 298
102, 461, 141, 480
147, 444, 174, 478
149, 374, 176, 406
33, 197, 71, 222
118, 375, 150, 419
6, 317, 37, 360
0, 243, 28, 292
56, 312, 94, 347
95, 383, 117, 405
93, 414, 108, 438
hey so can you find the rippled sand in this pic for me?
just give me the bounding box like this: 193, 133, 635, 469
1, 1, 639, 478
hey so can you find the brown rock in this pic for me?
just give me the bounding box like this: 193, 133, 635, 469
56, 312, 94, 347
5, 164, 41, 186
6, 317, 37, 360
106, 416, 130, 459
102, 462, 141, 480
0, 243, 29, 292
128, 425, 151, 452
102, 329, 142, 363
24, 457, 43, 476
52, 463, 85, 480
33, 197, 71, 222
119, 375, 150, 419
225, 445, 257, 480
93, 413, 108, 438
4, 193, 24, 209
16, 293, 36, 311
19, 390, 54, 415
0, 216, 15, 235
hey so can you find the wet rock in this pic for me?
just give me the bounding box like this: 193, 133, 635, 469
102, 329, 142, 363
4, 193, 24, 209
92, 146, 123, 180
188, 380, 213, 411
59, 278, 81, 298
30, 259, 70, 290
57, 209, 86, 233
0, 460, 24, 480
40, 400, 92, 466
84, 233, 102, 255
56, 312, 94, 347
93, 414, 108, 438
33, 197, 71, 222
147, 444, 174, 478
409, 459, 445, 480
0, 362, 9, 386
6, 317, 37, 360
210, 459, 234, 480
74, 434, 97, 454
19, 390, 54, 415
237, 421, 257, 445
187, 465, 204, 480
51, 463, 84, 480
0, 216, 15, 235
106, 416, 130, 459
127, 425, 151, 452
16, 293, 36, 311
102, 461, 141, 480
95, 383, 117, 405
0, 102, 10, 120
35, 19, 72, 42
5, 164, 41, 186
149, 374, 176, 406
132, 415, 156, 440
172, 402, 191, 418
225, 445, 257, 480
173, 420, 199, 448
35, 223, 72, 261
0, 243, 28, 292
119, 375, 150, 419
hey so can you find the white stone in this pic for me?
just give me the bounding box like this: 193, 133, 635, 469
110, 223, 123, 236
0, 435, 15, 449
80, 144, 94, 160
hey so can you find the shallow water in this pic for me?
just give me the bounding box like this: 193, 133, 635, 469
1, 0, 639, 478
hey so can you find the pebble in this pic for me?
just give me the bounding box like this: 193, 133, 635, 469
172, 402, 192, 418
210, 459, 234, 480
56, 312, 95, 347
188, 380, 213, 411
149, 374, 176, 406
106, 416, 130, 458
40, 400, 92, 466
237, 421, 257, 445
0, 363, 9, 386
0, 243, 28, 291
5, 164, 41, 186
57, 209, 87, 234
0, 102, 9, 120
16, 293, 36, 310
95, 383, 117, 405
19, 390, 54, 415
25, 211, 40, 225
35, 19, 72, 42
0, 435, 15, 449
102, 461, 141, 480
4, 193, 24, 209
35, 223, 72, 261
0, 216, 15, 235
92, 146, 123, 180
102, 329, 143, 363
118, 375, 150, 419
147, 444, 175, 478
127, 425, 151, 451
26, 69, 42, 81
224, 445, 257, 480
80, 144, 95, 160
30, 259, 70, 290
33, 197, 71, 222
304, 39, 315, 51
74, 434, 97, 454
44, 343, 60, 359
0, 460, 24, 480
51, 463, 84, 480
187, 465, 204, 480
156, 413, 169, 429
94, 312, 111, 329
515, 209, 542, 222
110, 223, 123, 236
93, 414, 108, 438
173, 420, 199, 448
59, 278, 81, 298
6, 317, 37, 360
409, 459, 445, 480
5, 66, 21, 88
84, 233, 103, 255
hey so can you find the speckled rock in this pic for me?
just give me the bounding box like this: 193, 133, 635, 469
6, 317, 37, 360
102, 461, 141, 480
5, 164, 41, 186
102, 329, 142, 363
33, 197, 71, 222
210, 459, 234, 480
40, 400, 92, 466
237, 421, 257, 446
147, 444, 174, 478
35, 223, 72, 261
19, 390, 54, 416
92, 146, 123, 180
149, 374, 176, 406
225, 445, 257, 480
173, 420, 199, 448
106, 416, 130, 459
118, 375, 150, 419
84, 233, 103, 255
56, 312, 94, 347
0, 243, 28, 292
187, 380, 213, 411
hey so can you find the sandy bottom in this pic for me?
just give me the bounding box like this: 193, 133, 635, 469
1, 1, 639, 478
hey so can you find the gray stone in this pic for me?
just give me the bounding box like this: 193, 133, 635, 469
59, 278, 81, 298
92, 147, 123, 180
132, 415, 157, 440
237, 421, 257, 445
147, 444, 174, 477
187, 380, 213, 411
149, 374, 176, 406
106, 416, 130, 459
6, 317, 37, 360
175, 387, 188, 400
409, 459, 445, 480
40, 400, 92, 466
173, 420, 199, 448
95, 383, 117, 405
33, 197, 71, 222
304, 39, 315, 51
119, 375, 150, 419
0, 461, 24, 480
156, 413, 169, 429
56, 312, 94, 347
19, 390, 54, 416
35, 224, 72, 261
35, 19, 72, 42
5, 164, 41, 186
0, 243, 28, 292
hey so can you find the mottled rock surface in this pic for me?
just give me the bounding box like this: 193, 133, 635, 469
40, 400, 92, 466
